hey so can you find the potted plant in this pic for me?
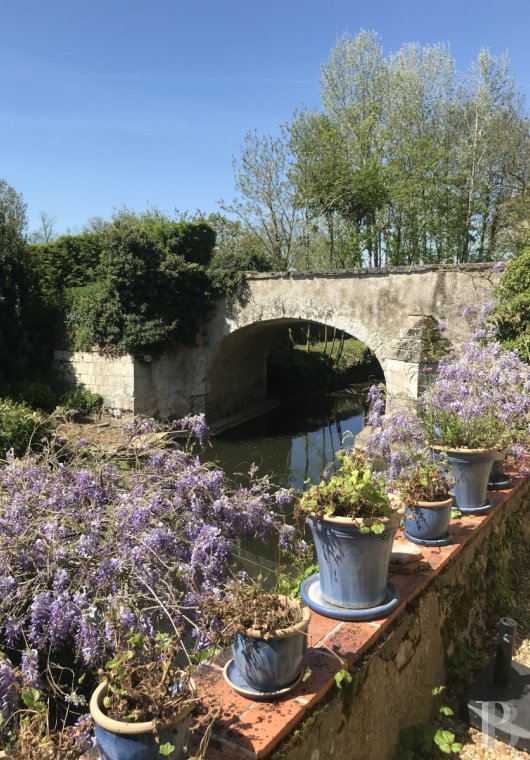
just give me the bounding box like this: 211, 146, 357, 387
296, 450, 404, 618
420, 331, 530, 512
199, 576, 310, 700
392, 449, 454, 546
365, 395, 455, 546
89, 631, 198, 760
367, 307, 530, 514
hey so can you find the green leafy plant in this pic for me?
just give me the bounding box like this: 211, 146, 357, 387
297, 450, 402, 532
58, 385, 103, 418
0, 398, 50, 457
334, 668, 353, 689
98, 629, 197, 755
433, 729, 462, 754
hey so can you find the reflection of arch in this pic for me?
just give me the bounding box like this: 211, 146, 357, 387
205, 317, 387, 422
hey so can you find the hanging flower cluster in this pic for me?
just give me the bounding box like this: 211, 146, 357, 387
0, 418, 293, 692
366, 303, 530, 503
421, 309, 530, 450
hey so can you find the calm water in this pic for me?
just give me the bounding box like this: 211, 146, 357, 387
206, 391, 366, 574
207, 391, 366, 491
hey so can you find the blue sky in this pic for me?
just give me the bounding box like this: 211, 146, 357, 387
2, 0, 530, 235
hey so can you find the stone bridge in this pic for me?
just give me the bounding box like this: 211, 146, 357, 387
54, 264, 498, 425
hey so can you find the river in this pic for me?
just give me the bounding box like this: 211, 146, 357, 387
207, 390, 366, 492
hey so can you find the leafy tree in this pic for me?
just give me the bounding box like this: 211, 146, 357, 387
221, 130, 304, 271
67, 212, 217, 356
494, 249, 530, 360
0, 180, 36, 391
289, 112, 359, 267
320, 30, 389, 266
232, 31, 530, 267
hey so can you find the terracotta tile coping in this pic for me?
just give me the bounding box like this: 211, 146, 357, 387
82, 463, 529, 759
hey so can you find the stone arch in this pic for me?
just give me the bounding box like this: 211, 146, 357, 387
204, 316, 388, 423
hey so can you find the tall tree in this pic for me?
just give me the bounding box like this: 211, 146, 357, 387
221, 130, 303, 271
384, 43, 458, 264
0, 180, 39, 390
320, 30, 389, 265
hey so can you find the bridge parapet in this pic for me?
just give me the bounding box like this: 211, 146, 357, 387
54, 264, 499, 422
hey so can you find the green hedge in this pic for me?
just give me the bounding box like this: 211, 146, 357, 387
66, 214, 218, 356
0, 398, 51, 457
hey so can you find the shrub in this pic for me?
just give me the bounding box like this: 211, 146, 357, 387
59, 386, 103, 417
0, 398, 50, 457
15, 380, 58, 412
28, 232, 103, 307
66, 214, 217, 356
494, 250, 530, 361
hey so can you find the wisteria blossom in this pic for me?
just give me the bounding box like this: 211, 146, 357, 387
422, 333, 530, 450
367, 304, 530, 458
0, 417, 293, 695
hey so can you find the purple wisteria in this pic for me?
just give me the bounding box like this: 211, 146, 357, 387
367, 303, 530, 462
0, 418, 293, 696
367, 384, 425, 479
422, 328, 530, 450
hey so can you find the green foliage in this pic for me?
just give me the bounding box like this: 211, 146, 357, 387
334, 668, 353, 689
298, 450, 397, 526
446, 639, 489, 684
397, 724, 436, 759
66, 212, 218, 356
205, 212, 272, 271
14, 380, 58, 412
396, 697, 462, 760
494, 249, 530, 361
0, 398, 50, 457
207, 225, 271, 305
433, 730, 462, 754
28, 232, 103, 306
232, 32, 530, 268
278, 562, 319, 598
59, 385, 103, 418
268, 337, 379, 395
0, 180, 43, 392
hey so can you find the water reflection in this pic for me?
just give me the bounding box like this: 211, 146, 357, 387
207, 391, 366, 491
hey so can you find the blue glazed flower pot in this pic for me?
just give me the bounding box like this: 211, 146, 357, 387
403, 497, 453, 541
90, 681, 194, 760
441, 448, 496, 512
307, 513, 401, 609
231, 600, 310, 691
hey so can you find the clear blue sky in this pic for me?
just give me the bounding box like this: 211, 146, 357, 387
2, 0, 530, 235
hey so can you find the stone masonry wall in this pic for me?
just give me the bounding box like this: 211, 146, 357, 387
53, 350, 136, 417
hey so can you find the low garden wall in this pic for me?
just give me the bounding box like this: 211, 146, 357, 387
186, 465, 530, 760
53, 350, 136, 416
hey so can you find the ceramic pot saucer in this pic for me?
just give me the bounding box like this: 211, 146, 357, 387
403, 531, 452, 547
458, 500, 492, 515
223, 659, 303, 701
300, 573, 400, 622
487, 474, 513, 491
